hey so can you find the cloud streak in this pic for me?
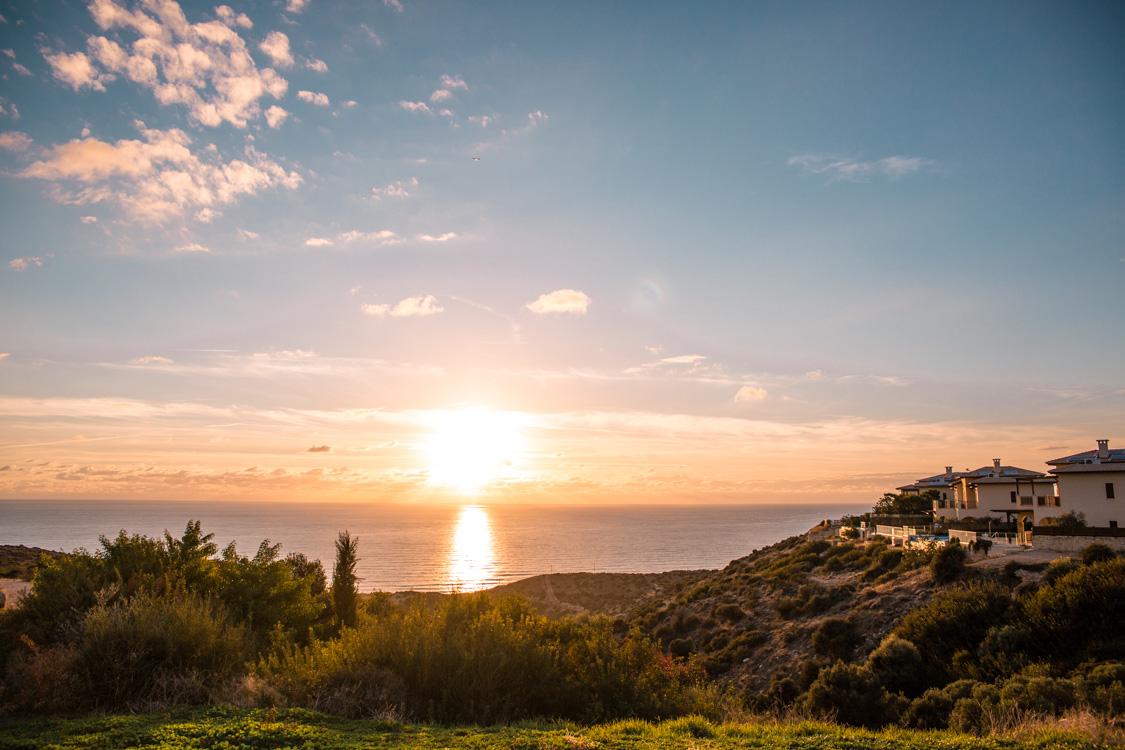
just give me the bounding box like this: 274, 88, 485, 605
526, 289, 591, 315
788, 154, 935, 182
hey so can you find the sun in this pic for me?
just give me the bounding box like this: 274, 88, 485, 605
424, 409, 526, 492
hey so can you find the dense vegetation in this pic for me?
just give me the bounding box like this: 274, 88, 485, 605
2, 517, 1124, 743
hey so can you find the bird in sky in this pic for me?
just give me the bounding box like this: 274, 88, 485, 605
472, 157, 480, 161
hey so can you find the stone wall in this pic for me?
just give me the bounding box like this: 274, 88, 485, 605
1033, 533, 1125, 553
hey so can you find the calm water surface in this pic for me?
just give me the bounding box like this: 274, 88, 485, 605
0, 500, 866, 592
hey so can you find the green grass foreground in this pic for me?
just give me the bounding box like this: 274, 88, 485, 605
0, 707, 1109, 750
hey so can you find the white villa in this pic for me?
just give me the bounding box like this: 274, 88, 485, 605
1045, 439, 1125, 529
886, 439, 1125, 552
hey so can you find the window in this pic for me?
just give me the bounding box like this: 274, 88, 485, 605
1010, 491, 1017, 503
1111, 521, 1119, 530
1108, 483, 1116, 499
1037, 496, 1045, 506
1020, 496, 1033, 506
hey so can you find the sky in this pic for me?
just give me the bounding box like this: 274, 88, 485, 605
0, 0, 1122, 505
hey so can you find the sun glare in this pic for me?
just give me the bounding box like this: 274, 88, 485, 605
424, 409, 526, 492
447, 505, 497, 592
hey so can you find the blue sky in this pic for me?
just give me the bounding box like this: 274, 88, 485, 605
1, 0, 1122, 503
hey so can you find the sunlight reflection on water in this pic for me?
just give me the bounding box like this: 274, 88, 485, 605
445, 505, 498, 592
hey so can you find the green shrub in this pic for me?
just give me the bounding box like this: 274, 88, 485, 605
893, 581, 1011, 688
930, 540, 966, 584
3, 592, 250, 713
668, 638, 694, 658
867, 635, 922, 697
256, 593, 707, 724
712, 603, 744, 624
1042, 558, 1080, 586
902, 687, 953, 729
1082, 544, 1117, 565
802, 661, 889, 728
1021, 558, 1125, 664
999, 673, 1076, 716
811, 617, 860, 662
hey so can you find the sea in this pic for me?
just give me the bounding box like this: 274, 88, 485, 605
0, 500, 868, 593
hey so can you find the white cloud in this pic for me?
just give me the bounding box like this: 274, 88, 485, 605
258, 31, 294, 68
360, 24, 381, 45
9, 257, 43, 271
298, 90, 329, 106
194, 208, 220, 222
390, 295, 442, 317
788, 154, 936, 182
469, 114, 494, 127
644, 345, 663, 354
19, 123, 302, 224
43, 50, 111, 91
1, 49, 11, 58
383, 0, 403, 11
735, 386, 768, 402
128, 355, 174, 364
363, 295, 443, 317
305, 237, 333, 247
237, 228, 258, 239
526, 289, 591, 315
502, 110, 547, 137
175, 242, 209, 252
265, 105, 288, 128
338, 230, 400, 244
81, 215, 98, 223
419, 232, 456, 242
341, 100, 357, 108
440, 74, 466, 91
0, 97, 19, 120
44, 0, 288, 129
214, 6, 252, 29
0, 131, 32, 151
285, 0, 309, 13
398, 100, 432, 115
661, 355, 706, 365
430, 89, 451, 103
306, 58, 328, 72
371, 177, 417, 199
12, 63, 31, 76
806, 369, 823, 379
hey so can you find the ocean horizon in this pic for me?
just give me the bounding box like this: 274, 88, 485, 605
0, 499, 869, 593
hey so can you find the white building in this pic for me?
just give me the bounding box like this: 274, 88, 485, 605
1045, 439, 1125, 529
949, 459, 1053, 526
897, 467, 964, 521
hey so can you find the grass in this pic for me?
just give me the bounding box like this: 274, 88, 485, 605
0, 707, 1113, 750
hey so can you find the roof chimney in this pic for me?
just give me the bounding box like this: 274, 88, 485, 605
993, 458, 1001, 474
1098, 439, 1110, 460
944, 466, 953, 480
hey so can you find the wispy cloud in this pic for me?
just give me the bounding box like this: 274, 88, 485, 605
174, 243, 209, 253
127, 355, 174, 364
362, 295, 444, 317
306, 444, 331, 453
0, 131, 32, 151
660, 355, 706, 365
788, 153, 936, 182
9, 257, 43, 271
297, 90, 329, 106
43, 0, 288, 129
398, 100, 432, 115
383, 0, 403, 12
526, 289, 591, 315
372, 178, 417, 199
734, 385, 767, 403
305, 237, 333, 247
419, 232, 456, 243
285, 0, 309, 14
18, 123, 302, 224
305, 58, 328, 73
338, 230, 401, 245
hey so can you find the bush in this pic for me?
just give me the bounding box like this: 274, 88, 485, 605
902, 687, 953, 729
1056, 510, 1087, 528
668, 638, 694, 658
811, 617, 860, 662
867, 635, 922, 697
1021, 558, 1125, 664
894, 582, 1012, 688
3, 592, 250, 712
256, 593, 708, 724
930, 540, 966, 584
802, 661, 889, 728
1042, 558, 1080, 586
712, 603, 744, 624
1082, 544, 1117, 565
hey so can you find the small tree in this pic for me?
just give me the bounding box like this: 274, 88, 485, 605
930, 539, 966, 584
332, 531, 360, 629
1056, 510, 1088, 528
